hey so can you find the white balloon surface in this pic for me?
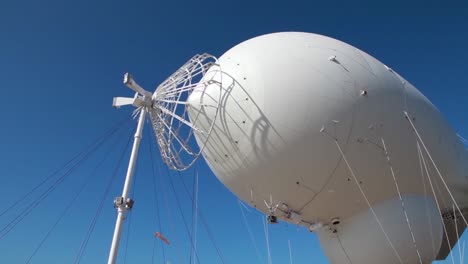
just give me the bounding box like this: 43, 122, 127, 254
188, 32, 468, 264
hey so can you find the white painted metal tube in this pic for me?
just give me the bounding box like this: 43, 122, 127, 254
107, 109, 146, 264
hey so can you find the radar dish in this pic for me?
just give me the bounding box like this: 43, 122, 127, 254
148, 53, 221, 170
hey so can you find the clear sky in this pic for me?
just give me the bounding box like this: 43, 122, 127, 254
0, 0, 467, 263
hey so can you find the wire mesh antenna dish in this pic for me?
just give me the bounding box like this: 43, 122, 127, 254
150, 53, 221, 170
108, 53, 220, 264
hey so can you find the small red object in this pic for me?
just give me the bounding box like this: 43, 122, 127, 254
154, 232, 170, 245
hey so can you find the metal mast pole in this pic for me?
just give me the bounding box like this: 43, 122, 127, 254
107, 107, 146, 264
108, 73, 152, 264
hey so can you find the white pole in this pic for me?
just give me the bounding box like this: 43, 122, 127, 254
288, 240, 293, 264
192, 170, 199, 264
107, 109, 147, 264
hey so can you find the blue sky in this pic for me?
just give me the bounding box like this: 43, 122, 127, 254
0, 0, 467, 263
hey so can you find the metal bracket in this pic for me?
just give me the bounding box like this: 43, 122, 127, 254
113, 196, 135, 210
113, 73, 152, 108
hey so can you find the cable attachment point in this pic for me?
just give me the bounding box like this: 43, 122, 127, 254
125, 198, 135, 209
267, 215, 278, 224
113, 197, 124, 208
113, 197, 135, 210
264, 195, 280, 224
329, 55, 338, 62
280, 203, 302, 224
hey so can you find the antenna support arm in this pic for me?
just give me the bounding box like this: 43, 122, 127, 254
123, 73, 152, 97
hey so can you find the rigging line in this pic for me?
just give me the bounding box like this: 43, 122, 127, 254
263, 215, 272, 264
194, 169, 200, 264
174, 170, 226, 264
462, 241, 466, 264
0, 116, 131, 218
152, 138, 184, 264
148, 128, 167, 264
238, 200, 264, 264
239, 200, 253, 213
158, 169, 184, 264
73, 125, 135, 264
164, 166, 202, 264
190, 168, 199, 264
417, 143, 455, 264
336, 231, 353, 264
151, 107, 202, 260
25, 126, 125, 264
189, 169, 195, 264
237, 199, 254, 215
333, 139, 404, 264
457, 133, 468, 145
417, 144, 436, 254
123, 206, 133, 264
0, 121, 129, 240
288, 240, 293, 264
453, 204, 462, 264
404, 111, 468, 226
380, 138, 423, 264
74, 126, 134, 264
431, 158, 450, 213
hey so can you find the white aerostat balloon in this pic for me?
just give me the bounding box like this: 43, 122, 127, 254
187, 32, 468, 264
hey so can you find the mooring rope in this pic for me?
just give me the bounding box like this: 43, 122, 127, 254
417, 142, 455, 264
238, 200, 264, 264
175, 170, 226, 264
165, 167, 202, 264
25, 126, 126, 263
333, 139, 404, 264
0, 116, 130, 219
73, 125, 134, 264
148, 128, 167, 264
405, 111, 468, 227
381, 137, 423, 264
